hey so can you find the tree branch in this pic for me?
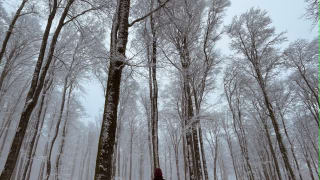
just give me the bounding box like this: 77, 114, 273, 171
63, 7, 97, 25
128, 0, 170, 27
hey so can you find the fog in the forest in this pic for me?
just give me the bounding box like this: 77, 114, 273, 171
0, 0, 318, 180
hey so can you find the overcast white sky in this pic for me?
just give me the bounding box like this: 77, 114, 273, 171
3, 0, 317, 123
219, 0, 316, 54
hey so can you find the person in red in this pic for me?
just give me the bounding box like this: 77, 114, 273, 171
154, 168, 165, 180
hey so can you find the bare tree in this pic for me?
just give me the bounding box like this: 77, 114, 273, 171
227, 8, 296, 180
303, 0, 319, 25
95, 0, 169, 178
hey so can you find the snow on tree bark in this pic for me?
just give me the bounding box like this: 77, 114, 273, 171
95, 0, 130, 179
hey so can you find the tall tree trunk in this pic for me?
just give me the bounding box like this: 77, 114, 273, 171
46, 77, 68, 180
138, 145, 144, 180
22, 75, 52, 179
26, 80, 52, 180
0, 0, 28, 65
15, 154, 25, 180
226, 96, 254, 180
261, 118, 282, 180
164, 148, 167, 178
224, 128, 239, 180
192, 77, 209, 180
123, 155, 127, 178
38, 104, 57, 180
198, 126, 208, 180
182, 65, 197, 180
129, 129, 133, 180
297, 136, 316, 180
55, 84, 73, 179
0, 0, 74, 178
178, 37, 203, 180
174, 147, 181, 180
191, 125, 202, 179
0, 79, 28, 155
0, 48, 16, 99
117, 140, 121, 179
278, 108, 303, 180
85, 146, 92, 180
95, 0, 130, 179
147, 111, 154, 180
213, 136, 219, 180
38, 161, 45, 180
169, 147, 172, 180
149, 0, 160, 170
113, 104, 123, 180
79, 137, 90, 180
255, 68, 296, 180
182, 123, 188, 179
71, 138, 81, 179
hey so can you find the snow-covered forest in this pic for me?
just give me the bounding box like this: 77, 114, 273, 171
0, 0, 318, 179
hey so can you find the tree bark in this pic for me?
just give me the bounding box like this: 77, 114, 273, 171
149, 0, 160, 169
192, 84, 208, 180
180, 47, 202, 180
95, 0, 130, 179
